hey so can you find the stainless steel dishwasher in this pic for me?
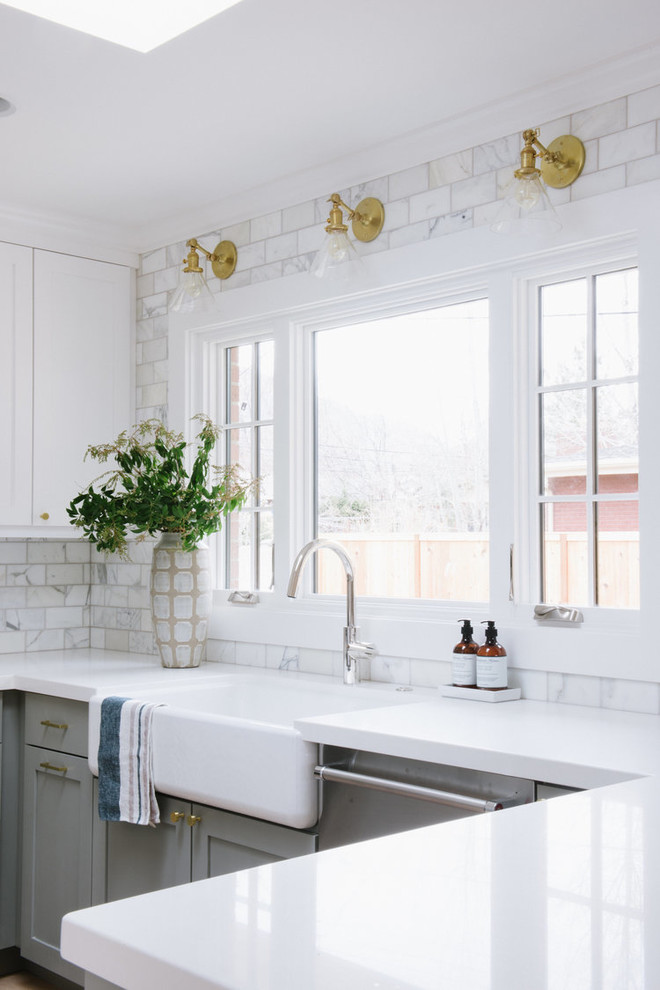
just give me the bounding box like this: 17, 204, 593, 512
315, 745, 535, 850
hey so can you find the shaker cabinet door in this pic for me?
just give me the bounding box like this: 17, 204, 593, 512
94, 794, 192, 905
191, 804, 317, 882
32, 250, 132, 527
21, 746, 94, 983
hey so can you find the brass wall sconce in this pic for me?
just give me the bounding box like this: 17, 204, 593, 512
170, 237, 238, 313
311, 193, 385, 279
491, 128, 586, 234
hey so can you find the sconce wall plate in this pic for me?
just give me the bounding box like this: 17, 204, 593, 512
540, 135, 586, 189
210, 240, 238, 280
352, 197, 385, 242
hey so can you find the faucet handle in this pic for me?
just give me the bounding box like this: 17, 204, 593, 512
347, 639, 376, 660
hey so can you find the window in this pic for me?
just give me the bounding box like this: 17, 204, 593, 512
313, 299, 489, 601
535, 267, 639, 609
215, 337, 274, 591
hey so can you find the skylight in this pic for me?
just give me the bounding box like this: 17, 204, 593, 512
1, 0, 244, 52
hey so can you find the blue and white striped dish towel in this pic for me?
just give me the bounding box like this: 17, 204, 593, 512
97, 696, 164, 827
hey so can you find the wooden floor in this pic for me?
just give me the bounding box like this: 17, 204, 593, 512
0, 975, 57, 989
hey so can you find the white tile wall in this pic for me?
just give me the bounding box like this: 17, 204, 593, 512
0, 540, 92, 652
4, 85, 660, 716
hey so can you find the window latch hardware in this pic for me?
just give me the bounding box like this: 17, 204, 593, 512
228, 591, 259, 605
534, 604, 583, 623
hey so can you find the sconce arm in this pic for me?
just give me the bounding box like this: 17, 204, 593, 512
186, 237, 233, 265
187, 237, 212, 260
327, 194, 355, 219
525, 130, 572, 173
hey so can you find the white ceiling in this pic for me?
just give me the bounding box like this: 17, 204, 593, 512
1, 0, 660, 255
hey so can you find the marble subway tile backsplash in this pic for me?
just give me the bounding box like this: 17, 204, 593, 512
1, 535, 659, 716
204, 640, 660, 715
0, 539, 92, 652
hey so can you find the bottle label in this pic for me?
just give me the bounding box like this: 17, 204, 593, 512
476, 655, 508, 689
452, 654, 476, 686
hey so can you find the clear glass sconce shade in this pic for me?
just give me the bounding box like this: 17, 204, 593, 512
310, 229, 367, 281
491, 174, 562, 235
169, 268, 217, 314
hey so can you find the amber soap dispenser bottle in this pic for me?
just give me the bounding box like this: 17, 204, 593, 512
451, 619, 478, 687
476, 620, 508, 690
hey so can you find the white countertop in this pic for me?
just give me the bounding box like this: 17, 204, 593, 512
0, 649, 215, 700
61, 775, 658, 990
3, 650, 658, 989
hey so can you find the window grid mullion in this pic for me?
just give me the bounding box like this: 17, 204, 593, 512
586, 273, 597, 606
535, 291, 545, 599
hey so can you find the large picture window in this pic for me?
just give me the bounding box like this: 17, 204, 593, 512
536, 267, 639, 608
314, 299, 489, 601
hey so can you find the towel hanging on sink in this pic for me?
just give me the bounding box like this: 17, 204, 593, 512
98, 696, 164, 827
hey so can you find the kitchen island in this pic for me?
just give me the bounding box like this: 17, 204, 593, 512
0, 650, 657, 988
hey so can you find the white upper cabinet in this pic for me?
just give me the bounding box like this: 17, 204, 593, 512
32, 251, 132, 527
0, 243, 33, 526
0, 245, 132, 531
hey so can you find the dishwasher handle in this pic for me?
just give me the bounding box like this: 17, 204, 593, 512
314, 764, 503, 814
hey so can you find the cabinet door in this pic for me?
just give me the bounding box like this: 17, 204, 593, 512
191, 804, 317, 882
0, 243, 33, 525
93, 794, 191, 905
32, 251, 131, 527
21, 747, 94, 983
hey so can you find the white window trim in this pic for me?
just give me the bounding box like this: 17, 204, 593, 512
168, 180, 660, 683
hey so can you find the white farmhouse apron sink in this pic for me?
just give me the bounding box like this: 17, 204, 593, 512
88, 672, 419, 828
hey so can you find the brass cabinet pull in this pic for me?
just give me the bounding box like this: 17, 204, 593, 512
40, 720, 69, 730
187, 815, 202, 827
39, 512, 50, 520
169, 811, 185, 824
39, 762, 68, 774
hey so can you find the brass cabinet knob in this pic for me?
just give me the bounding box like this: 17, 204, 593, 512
39, 512, 50, 520
40, 719, 68, 730
39, 762, 68, 774
187, 815, 202, 827
169, 811, 185, 824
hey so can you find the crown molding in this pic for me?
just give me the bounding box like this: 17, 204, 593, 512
0, 204, 140, 266
135, 41, 660, 255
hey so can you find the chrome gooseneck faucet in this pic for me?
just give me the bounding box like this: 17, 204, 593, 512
286, 539, 375, 685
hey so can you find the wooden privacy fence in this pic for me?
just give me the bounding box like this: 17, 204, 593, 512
317, 533, 489, 601
317, 531, 639, 607
544, 531, 639, 608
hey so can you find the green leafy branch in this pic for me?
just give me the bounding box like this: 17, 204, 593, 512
67, 415, 256, 559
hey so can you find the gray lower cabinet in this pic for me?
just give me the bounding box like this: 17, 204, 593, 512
21, 694, 92, 984
94, 794, 317, 904
21, 746, 93, 983
191, 803, 317, 881
92, 794, 191, 904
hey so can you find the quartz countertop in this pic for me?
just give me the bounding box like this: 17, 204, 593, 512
3, 650, 657, 989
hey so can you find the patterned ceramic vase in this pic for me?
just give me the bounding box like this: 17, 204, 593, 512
150, 533, 212, 668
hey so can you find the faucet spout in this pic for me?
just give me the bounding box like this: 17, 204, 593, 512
287, 539, 374, 684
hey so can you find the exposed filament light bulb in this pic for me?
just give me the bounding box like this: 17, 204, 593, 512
514, 175, 542, 211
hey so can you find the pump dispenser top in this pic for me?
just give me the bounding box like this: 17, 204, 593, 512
482, 620, 499, 645
460, 619, 474, 639
476, 619, 507, 690
451, 618, 478, 687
